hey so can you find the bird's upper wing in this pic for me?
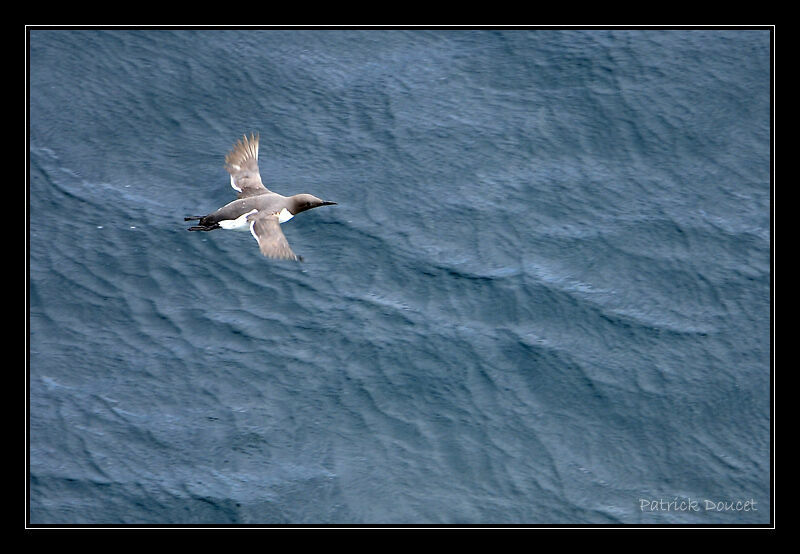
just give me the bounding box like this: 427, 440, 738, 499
225, 133, 270, 198
248, 211, 302, 261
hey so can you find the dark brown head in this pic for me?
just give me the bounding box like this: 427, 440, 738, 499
289, 194, 337, 215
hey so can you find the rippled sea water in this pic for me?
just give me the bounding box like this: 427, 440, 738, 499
28, 29, 771, 525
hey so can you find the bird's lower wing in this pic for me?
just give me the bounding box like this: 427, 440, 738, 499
248, 212, 302, 261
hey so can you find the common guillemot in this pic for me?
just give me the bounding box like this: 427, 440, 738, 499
185, 133, 336, 261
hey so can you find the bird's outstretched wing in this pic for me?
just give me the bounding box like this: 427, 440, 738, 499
248, 212, 302, 261
225, 133, 270, 198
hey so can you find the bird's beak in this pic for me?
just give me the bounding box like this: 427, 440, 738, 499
321, 201, 337, 206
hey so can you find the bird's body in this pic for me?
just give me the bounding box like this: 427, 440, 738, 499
185, 133, 336, 261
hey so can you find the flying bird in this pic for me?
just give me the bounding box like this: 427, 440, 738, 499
185, 133, 336, 261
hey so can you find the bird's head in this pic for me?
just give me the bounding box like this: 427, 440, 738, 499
291, 194, 337, 215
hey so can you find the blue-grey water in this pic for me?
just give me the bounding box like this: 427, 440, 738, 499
28, 29, 771, 525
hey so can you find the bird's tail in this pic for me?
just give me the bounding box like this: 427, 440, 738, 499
185, 215, 220, 231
